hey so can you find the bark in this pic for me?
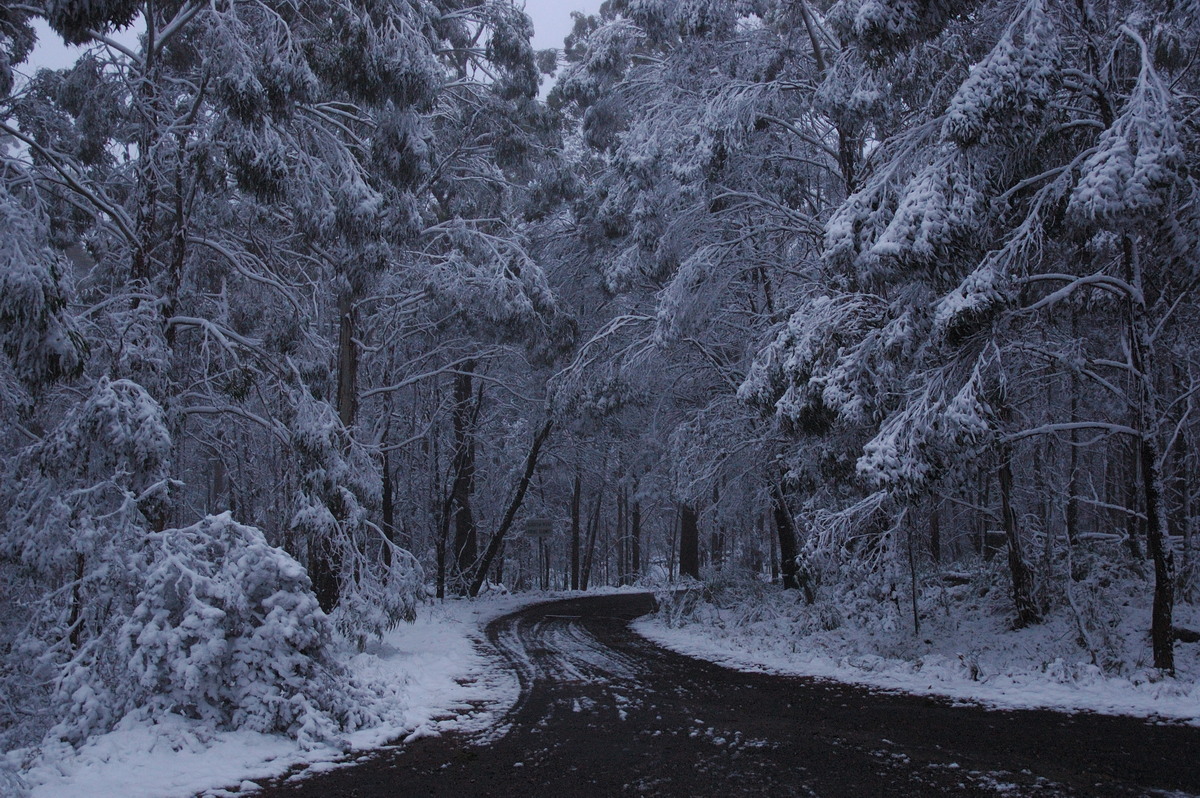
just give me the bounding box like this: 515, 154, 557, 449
336, 293, 358, 429
570, 470, 581, 590
631, 500, 641, 582
541, 539, 550, 590
771, 483, 802, 594
1125, 236, 1174, 672
436, 486, 451, 599
1066, 305, 1081, 546
67, 553, 85, 650
998, 440, 1042, 628
668, 506, 679, 580
616, 485, 627, 585
581, 490, 602, 590
1066, 395, 1081, 546
929, 498, 941, 565
382, 446, 395, 569
906, 515, 920, 636
1125, 441, 1145, 561
310, 535, 340, 613
468, 419, 554, 597
679, 503, 699, 579
308, 292, 360, 610
450, 366, 479, 594
208, 455, 227, 514
768, 511, 779, 583
1170, 363, 1189, 540
1141, 433, 1176, 672
1183, 395, 1196, 602
131, 23, 162, 288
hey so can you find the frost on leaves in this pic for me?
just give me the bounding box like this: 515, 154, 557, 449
846, 0, 978, 59
45, 0, 140, 46
1068, 44, 1184, 227
0, 189, 85, 390
740, 293, 890, 432
287, 391, 421, 641
868, 147, 987, 274
941, 0, 1059, 147
857, 366, 995, 497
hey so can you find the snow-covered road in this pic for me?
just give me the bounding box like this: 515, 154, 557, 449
260, 592, 1200, 797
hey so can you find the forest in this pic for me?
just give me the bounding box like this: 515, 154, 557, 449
1, 0, 1199, 777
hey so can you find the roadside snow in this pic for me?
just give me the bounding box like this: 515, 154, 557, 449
633, 585, 1200, 725
17, 591, 547, 798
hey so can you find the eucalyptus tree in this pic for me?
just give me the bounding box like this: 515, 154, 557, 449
747, 0, 1199, 669
549, 0, 849, 583
0, 0, 562, 747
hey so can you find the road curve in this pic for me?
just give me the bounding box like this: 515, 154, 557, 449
258, 592, 1200, 797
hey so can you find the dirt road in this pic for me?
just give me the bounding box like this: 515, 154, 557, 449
258, 592, 1200, 797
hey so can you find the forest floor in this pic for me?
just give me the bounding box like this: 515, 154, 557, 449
256, 592, 1200, 797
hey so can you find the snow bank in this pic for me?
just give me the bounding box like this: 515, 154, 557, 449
16, 592, 545, 798
634, 575, 1200, 725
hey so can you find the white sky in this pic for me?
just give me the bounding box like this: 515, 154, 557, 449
525, 0, 604, 51
28, 2, 605, 74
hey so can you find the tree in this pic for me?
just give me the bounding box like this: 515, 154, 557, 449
549, 0, 847, 585
0, 0, 565, 749
750, 0, 1198, 666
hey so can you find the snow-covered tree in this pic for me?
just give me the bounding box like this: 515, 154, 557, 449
751, 0, 1200, 667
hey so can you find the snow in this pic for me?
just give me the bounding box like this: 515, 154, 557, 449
633, 582, 1200, 725
17, 592, 548, 798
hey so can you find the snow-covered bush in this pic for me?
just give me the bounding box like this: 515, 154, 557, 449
654, 578, 706, 628
57, 514, 371, 747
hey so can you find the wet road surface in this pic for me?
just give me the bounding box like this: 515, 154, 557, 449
258, 592, 1200, 797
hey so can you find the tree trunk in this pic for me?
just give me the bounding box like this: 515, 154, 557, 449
906, 513, 920, 635
679, 503, 699, 579
310, 534, 340, 613
435, 536, 446, 599
668, 506, 679, 580
929, 497, 941, 565
1125, 441, 1145, 560
1066, 394, 1081, 546
1067, 306, 1081, 546
67, 553, 85, 650
768, 511, 779, 582
468, 419, 554, 597
382, 446, 395, 568
631, 499, 641, 582
1170, 362, 1189, 541
450, 365, 478, 594
998, 440, 1041, 628
570, 470, 581, 590
581, 491, 602, 590
771, 483, 803, 594
1125, 236, 1174, 672
336, 293, 358, 429
308, 292, 360, 611
1140, 433, 1175, 672
619, 482, 628, 583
